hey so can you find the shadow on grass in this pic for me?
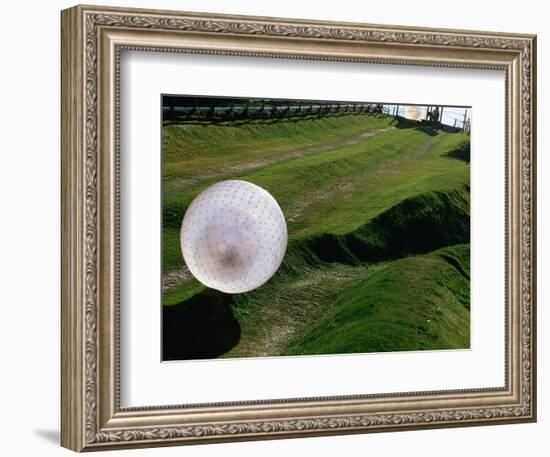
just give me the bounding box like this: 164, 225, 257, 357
299, 186, 470, 267
162, 289, 240, 361
162, 110, 389, 128
391, 117, 438, 136
443, 141, 470, 162
391, 116, 464, 136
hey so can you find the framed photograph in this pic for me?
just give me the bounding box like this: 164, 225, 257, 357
61, 4, 537, 452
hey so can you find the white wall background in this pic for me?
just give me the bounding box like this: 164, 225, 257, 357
0, 0, 545, 455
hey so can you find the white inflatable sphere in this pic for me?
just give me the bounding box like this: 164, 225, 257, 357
180, 180, 287, 294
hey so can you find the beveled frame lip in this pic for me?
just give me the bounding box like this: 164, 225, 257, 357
61, 4, 536, 452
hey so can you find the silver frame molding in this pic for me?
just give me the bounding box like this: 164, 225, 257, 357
61, 4, 537, 452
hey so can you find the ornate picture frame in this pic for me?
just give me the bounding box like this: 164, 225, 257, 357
61, 4, 536, 451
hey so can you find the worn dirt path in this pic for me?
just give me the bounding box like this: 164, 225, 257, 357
163, 126, 396, 193
222, 265, 371, 358
285, 131, 446, 224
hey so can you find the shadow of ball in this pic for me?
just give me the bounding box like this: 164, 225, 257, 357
162, 289, 241, 360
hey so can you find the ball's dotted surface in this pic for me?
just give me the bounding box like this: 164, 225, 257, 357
180, 180, 288, 294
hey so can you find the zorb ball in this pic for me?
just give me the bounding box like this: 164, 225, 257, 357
180, 180, 287, 293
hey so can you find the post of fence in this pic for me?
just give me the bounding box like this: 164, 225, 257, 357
169, 99, 174, 121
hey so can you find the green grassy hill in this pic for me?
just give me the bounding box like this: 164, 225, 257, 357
161, 112, 470, 360
283, 244, 470, 355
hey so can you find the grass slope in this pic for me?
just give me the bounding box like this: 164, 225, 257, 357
283, 244, 470, 355
161, 112, 471, 359
163, 113, 394, 180
300, 186, 470, 265
162, 114, 469, 273
163, 185, 470, 306
163, 187, 470, 359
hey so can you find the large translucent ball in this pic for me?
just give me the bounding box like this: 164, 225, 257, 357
180, 180, 287, 294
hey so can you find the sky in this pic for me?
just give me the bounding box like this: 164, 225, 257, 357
385, 104, 471, 128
